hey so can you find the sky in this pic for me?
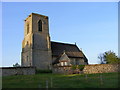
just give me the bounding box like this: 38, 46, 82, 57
2, 2, 118, 67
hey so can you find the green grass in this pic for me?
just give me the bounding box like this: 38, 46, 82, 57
2, 72, 119, 88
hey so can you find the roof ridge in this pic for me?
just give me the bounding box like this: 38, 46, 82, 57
51, 41, 75, 46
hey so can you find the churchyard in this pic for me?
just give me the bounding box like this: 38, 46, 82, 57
2, 72, 118, 88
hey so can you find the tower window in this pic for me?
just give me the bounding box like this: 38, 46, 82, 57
38, 20, 42, 31
27, 24, 29, 34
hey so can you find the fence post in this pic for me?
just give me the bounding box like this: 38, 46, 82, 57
100, 74, 103, 85
38, 84, 41, 88
51, 77, 52, 88
46, 80, 48, 89
85, 74, 88, 82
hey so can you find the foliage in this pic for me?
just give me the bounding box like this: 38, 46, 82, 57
71, 65, 79, 70
2, 72, 118, 88
104, 51, 120, 64
71, 65, 77, 70
71, 65, 85, 71
36, 69, 52, 74
78, 65, 85, 71
98, 50, 120, 64
13, 63, 20, 67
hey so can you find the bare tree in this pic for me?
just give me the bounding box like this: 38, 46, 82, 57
98, 53, 105, 64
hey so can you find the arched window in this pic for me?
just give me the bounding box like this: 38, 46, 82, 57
26, 41, 29, 46
38, 20, 42, 31
27, 24, 29, 34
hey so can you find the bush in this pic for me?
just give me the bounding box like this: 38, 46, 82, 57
78, 65, 85, 71
71, 65, 77, 70
36, 69, 52, 74
71, 65, 85, 71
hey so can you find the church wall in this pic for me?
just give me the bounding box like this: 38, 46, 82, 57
31, 14, 52, 70
52, 57, 86, 65
24, 15, 32, 36
79, 58, 86, 65
21, 34, 33, 66
69, 58, 76, 65
32, 14, 49, 34
69, 58, 85, 65
32, 50, 52, 69
33, 34, 50, 50
21, 14, 33, 67
52, 56, 57, 63
21, 49, 32, 66
22, 34, 32, 51
22, 13, 52, 70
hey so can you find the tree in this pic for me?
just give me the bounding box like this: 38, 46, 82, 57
98, 50, 120, 64
104, 51, 118, 64
98, 53, 105, 64
13, 63, 20, 67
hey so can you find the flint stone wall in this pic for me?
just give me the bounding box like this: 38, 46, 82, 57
53, 64, 120, 74
0, 67, 35, 76
83, 64, 120, 74
52, 66, 72, 74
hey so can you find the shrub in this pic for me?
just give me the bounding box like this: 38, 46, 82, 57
71, 65, 77, 70
78, 65, 85, 71
71, 65, 85, 71
36, 69, 52, 74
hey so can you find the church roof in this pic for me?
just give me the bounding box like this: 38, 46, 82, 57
51, 41, 84, 58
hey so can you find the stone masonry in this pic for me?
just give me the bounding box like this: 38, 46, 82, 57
1, 67, 35, 76
83, 64, 120, 74
52, 64, 120, 74
21, 13, 52, 69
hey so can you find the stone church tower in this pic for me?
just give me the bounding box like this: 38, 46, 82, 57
21, 13, 52, 69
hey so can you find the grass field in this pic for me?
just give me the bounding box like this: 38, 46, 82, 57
2, 72, 119, 88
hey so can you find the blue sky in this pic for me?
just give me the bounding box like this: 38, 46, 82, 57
2, 2, 118, 66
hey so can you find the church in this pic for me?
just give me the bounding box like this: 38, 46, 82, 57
21, 13, 88, 70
